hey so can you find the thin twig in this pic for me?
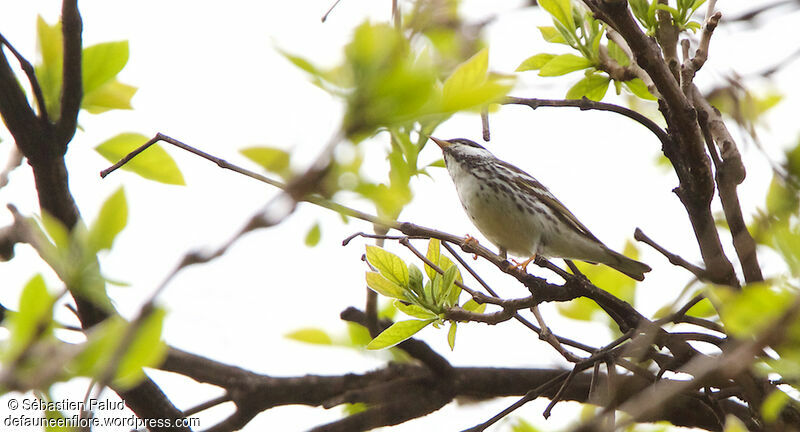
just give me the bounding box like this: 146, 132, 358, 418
321, 0, 344, 22
461, 372, 569, 432
503, 96, 671, 149
441, 241, 597, 354
0, 33, 48, 122
543, 364, 580, 418
634, 228, 707, 280
481, 107, 490, 142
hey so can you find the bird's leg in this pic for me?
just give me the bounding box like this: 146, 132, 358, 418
498, 247, 507, 260
511, 254, 537, 273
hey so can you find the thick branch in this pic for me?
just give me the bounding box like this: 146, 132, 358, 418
582, 0, 738, 287
55, 0, 82, 145
694, 88, 763, 283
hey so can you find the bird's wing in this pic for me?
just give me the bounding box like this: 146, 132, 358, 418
497, 160, 603, 244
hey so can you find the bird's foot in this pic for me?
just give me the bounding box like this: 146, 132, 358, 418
463, 234, 480, 260
511, 255, 537, 273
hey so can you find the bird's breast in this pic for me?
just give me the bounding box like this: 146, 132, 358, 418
446, 160, 544, 257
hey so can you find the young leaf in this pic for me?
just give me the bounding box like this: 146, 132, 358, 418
538, 26, 567, 44
240, 146, 292, 177
95, 133, 185, 185
516, 53, 557, 72
285, 328, 334, 345
538, 54, 593, 77
425, 238, 441, 279
438, 266, 459, 304
463, 299, 487, 314
304, 222, 321, 247
366, 319, 434, 350
408, 264, 424, 295
365, 245, 409, 287
82, 41, 129, 95
365, 272, 406, 299
439, 255, 462, 283
566, 74, 611, 101
2, 275, 55, 362
113, 307, 168, 389
88, 187, 128, 253
539, 0, 575, 32
81, 80, 137, 114
448, 322, 457, 350
394, 300, 437, 320
35, 16, 64, 119
441, 49, 514, 112
623, 78, 657, 100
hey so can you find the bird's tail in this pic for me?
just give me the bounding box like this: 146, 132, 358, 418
603, 249, 652, 281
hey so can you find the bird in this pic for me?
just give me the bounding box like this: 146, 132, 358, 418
430, 136, 651, 281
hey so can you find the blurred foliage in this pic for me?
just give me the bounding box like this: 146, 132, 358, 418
275, 7, 514, 222
0, 184, 166, 393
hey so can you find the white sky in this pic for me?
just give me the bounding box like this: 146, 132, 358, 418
1, 1, 799, 431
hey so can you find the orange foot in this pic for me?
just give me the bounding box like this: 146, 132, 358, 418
463, 235, 480, 260
511, 255, 537, 273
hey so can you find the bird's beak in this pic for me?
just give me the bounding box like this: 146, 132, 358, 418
429, 136, 450, 150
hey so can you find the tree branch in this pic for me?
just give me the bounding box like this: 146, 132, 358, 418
582, 0, 738, 288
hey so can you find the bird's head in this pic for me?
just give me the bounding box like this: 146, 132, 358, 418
429, 137, 493, 160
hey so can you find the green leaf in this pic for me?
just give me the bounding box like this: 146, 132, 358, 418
539, 0, 575, 32
408, 264, 424, 295
394, 300, 437, 319
447, 322, 457, 350
624, 78, 657, 100
538, 26, 567, 44
686, 297, 717, 318
39, 211, 70, 251
88, 187, 128, 253
463, 299, 487, 314
516, 53, 557, 72
285, 328, 334, 345
95, 133, 185, 185
347, 322, 372, 347
607, 41, 630, 66
538, 54, 593, 77
566, 74, 611, 101
714, 283, 794, 338
511, 418, 542, 432
442, 48, 515, 112
35, 16, 64, 119
304, 222, 321, 247
723, 416, 748, 432
443, 48, 489, 100
113, 307, 167, 388
81, 80, 137, 113
82, 41, 129, 95
425, 238, 441, 279
2, 275, 55, 362
767, 176, 799, 216
366, 245, 409, 287
438, 265, 459, 305
761, 389, 790, 422
557, 297, 600, 321
427, 159, 446, 169
366, 319, 434, 350
365, 272, 406, 299
240, 146, 292, 177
